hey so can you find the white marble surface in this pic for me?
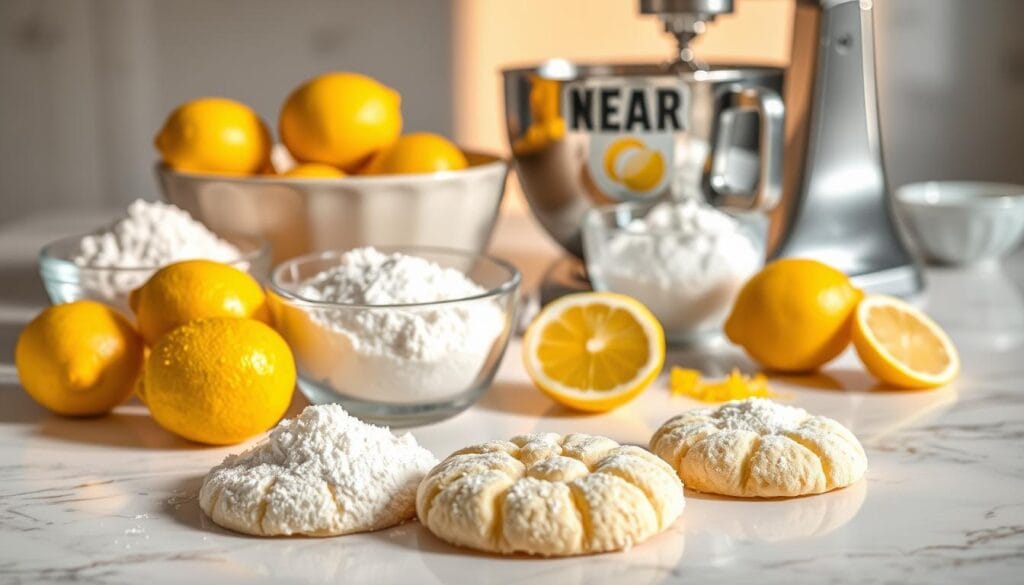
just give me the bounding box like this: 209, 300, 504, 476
1, 211, 1023, 584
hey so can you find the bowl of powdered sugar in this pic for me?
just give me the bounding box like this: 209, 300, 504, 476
583, 200, 765, 345
268, 246, 520, 425
39, 199, 270, 314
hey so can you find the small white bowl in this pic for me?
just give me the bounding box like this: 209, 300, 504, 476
896, 181, 1024, 265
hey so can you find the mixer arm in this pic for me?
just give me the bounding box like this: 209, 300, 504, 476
703, 84, 784, 212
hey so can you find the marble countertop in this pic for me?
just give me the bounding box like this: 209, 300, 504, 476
1, 210, 1023, 585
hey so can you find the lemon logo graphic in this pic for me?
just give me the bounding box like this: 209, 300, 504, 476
603, 137, 665, 193
603, 137, 644, 181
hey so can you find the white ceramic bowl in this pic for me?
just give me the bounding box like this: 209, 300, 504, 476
896, 181, 1024, 265
155, 149, 508, 263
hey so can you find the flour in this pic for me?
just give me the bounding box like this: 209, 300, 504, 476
199, 404, 438, 536
296, 247, 506, 404
594, 200, 761, 340
72, 199, 241, 303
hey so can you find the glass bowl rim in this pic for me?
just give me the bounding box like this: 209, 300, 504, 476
584, 200, 764, 239
39, 231, 270, 274
269, 245, 522, 310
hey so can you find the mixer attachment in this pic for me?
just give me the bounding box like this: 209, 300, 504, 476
640, 0, 734, 69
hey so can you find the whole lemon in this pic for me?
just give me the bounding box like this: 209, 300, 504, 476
15, 301, 144, 416
155, 97, 272, 175
724, 259, 863, 372
279, 72, 402, 171
282, 162, 346, 178
130, 260, 269, 346
362, 132, 468, 175
144, 318, 296, 445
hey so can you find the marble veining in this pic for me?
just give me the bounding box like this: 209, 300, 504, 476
0, 213, 1023, 584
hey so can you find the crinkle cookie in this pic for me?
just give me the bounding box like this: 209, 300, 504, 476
416, 432, 684, 556
199, 404, 437, 536
650, 398, 867, 498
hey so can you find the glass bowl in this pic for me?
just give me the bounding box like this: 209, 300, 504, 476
39, 232, 271, 315
268, 246, 521, 426
582, 201, 766, 345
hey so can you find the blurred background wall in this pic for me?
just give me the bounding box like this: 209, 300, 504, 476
1, 0, 1023, 224
0, 0, 453, 223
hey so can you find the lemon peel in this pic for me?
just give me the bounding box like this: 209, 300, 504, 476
669, 367, 775, 402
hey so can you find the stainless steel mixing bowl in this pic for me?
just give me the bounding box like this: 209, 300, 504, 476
156, 151, 508, 263
503, 61, 783, 258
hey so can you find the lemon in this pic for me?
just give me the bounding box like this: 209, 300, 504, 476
145, 318, 295, 445
130, 260, 269, 346
852, 295, 959, 389
619, 148, 665, 191
724, 258, 863, 372
362, 132, 468, 175
523, 292, 665, 412
283, 163, 346, 178
15, 301, 144, 416
155, 97, 271, 175
279, 72, 402, 171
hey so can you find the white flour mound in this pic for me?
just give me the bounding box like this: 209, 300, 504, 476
72, 199, 241, 302
199, 404, 438, 537
596, 200, 761, 339
297, 247, 506, 404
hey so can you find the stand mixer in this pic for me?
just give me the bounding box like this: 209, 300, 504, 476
503, 0, 921, 304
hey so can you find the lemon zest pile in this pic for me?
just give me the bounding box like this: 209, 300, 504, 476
669, 367, 775, 402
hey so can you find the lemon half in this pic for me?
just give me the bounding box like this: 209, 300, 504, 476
523, 292, 665, 412
852, 295, 959, 389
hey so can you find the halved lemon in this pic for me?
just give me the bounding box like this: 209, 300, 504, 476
851, 295, 960, 389
523, 292, 665, 412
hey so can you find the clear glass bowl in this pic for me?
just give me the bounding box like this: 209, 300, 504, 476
582, 201, 766, 345
39, 232, 271, 315
268, 246, 521, 426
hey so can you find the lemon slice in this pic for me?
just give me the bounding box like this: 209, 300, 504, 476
851, 295, 960, 389
523, 292, 665, 412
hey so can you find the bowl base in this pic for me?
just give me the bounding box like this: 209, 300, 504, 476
297, 379, 481, 427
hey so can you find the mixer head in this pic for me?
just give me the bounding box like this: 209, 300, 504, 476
639, 0, 734, 67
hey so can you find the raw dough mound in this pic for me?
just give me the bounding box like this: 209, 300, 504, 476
416, 432, 684, 556
199, 404, 438, 536
650, 398, 867, 498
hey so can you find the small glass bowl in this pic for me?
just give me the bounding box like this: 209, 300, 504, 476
268, 246, 521, 426
39, 232, 271, 315
582, 201, 766, 345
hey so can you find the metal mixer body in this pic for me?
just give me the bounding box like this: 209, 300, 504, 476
504, 63, 783, 256
502, 0, 921, 296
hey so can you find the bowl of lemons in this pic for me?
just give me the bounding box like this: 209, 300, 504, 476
154, 72, 509, 263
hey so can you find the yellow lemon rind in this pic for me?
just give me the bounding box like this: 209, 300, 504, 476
851, 295, 960, 390
522, 292, 665, 412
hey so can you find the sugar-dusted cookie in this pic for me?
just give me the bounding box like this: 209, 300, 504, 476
416, 433, 684, 556
199, 405, 437, 536
651, 398, 867, 498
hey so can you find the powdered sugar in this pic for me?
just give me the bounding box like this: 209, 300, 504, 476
74, 199, 239, 269
71, 199, 241, 303
199, 404, 437, 536
296, 247, 506, 403
590, 200, 761, 341
705, 398, 809, 434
